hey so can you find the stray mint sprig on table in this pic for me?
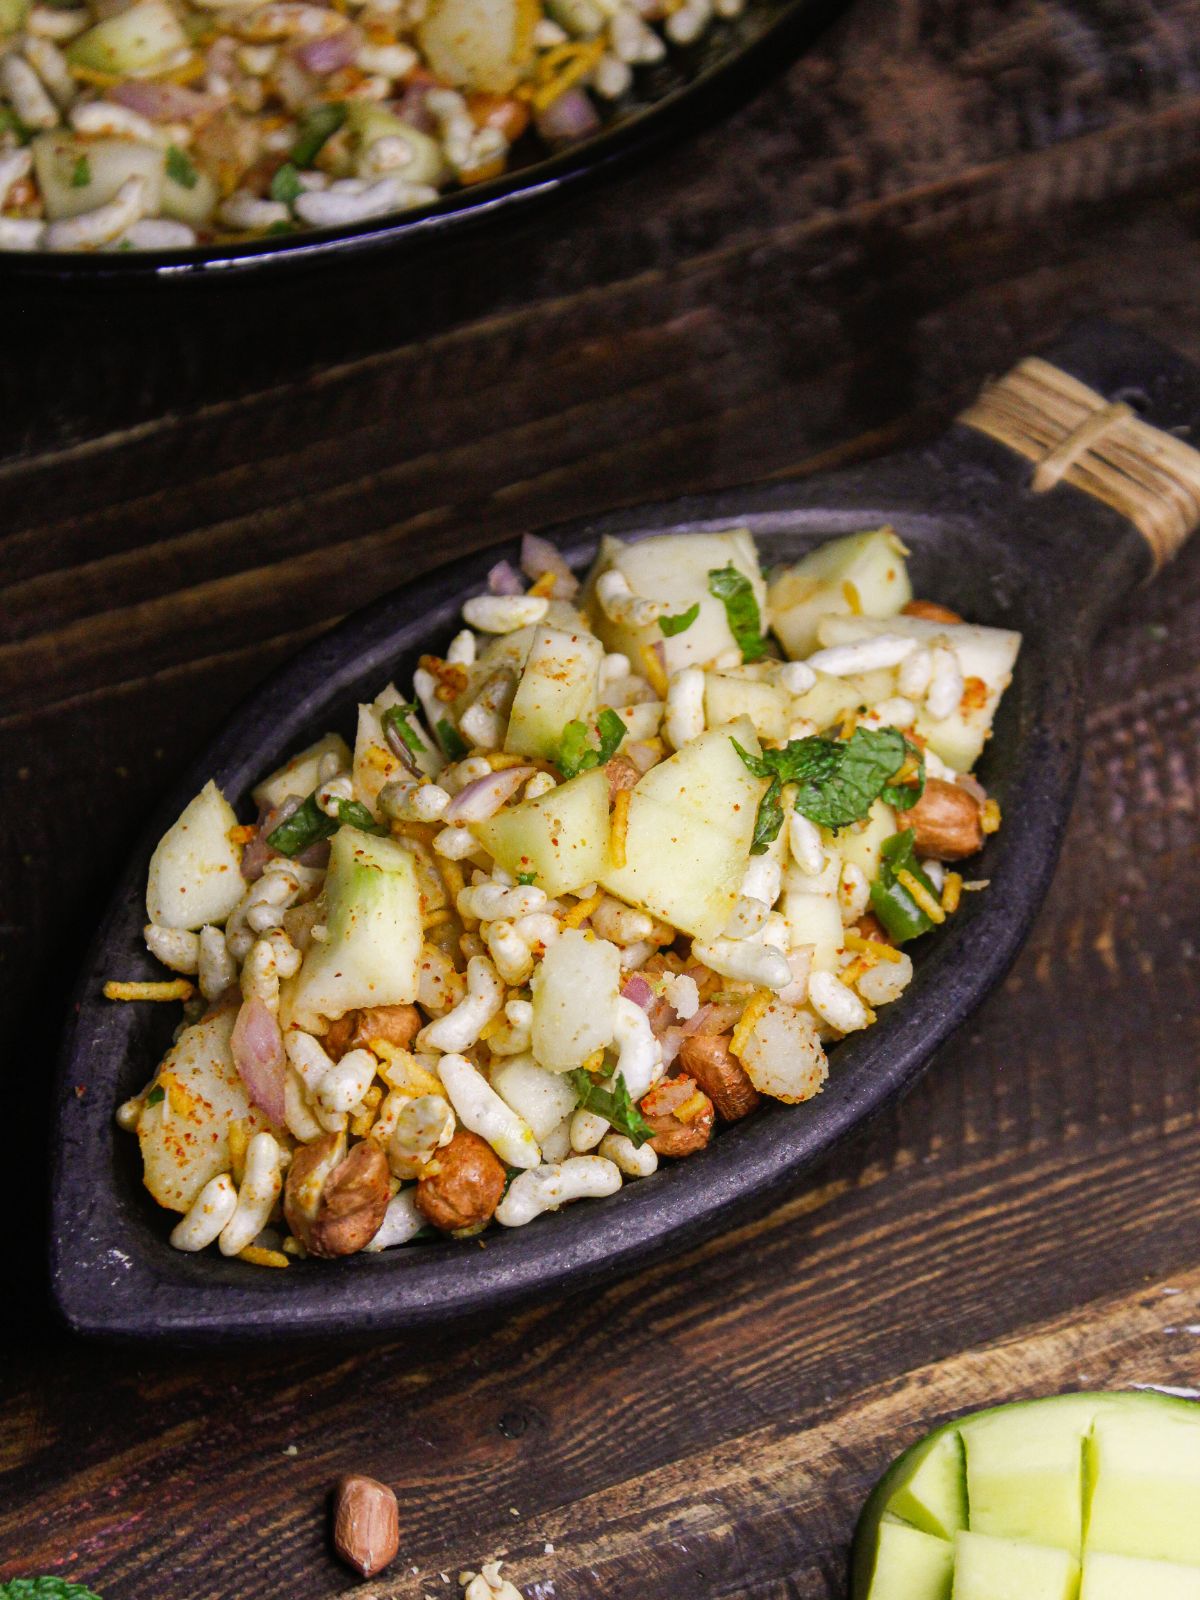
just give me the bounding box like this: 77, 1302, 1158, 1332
733, 726, 925, 852
707, 563, 768, 661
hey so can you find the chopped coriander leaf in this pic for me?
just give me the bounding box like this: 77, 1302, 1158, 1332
0, 1580, 106, 1599
436, 717, 469, 761
0, 106, 32, 143
69, 154, 91, 188
869, 829, 938, 942
707, 563, 768, 662
658, 601, 700, 637
290, 101, 346, 167
145, 1085, 165, 1107
269, 161, 302, 207
557, 708, 627, 779
165, 145, 198, 189
266, 792, 387, 856
568, 1068, 653, 1147
265, 220, 295, 236
381, 702, 425, 756
516, 871, 537, 886
733, 727, 924, 841
335, 798, 389, 836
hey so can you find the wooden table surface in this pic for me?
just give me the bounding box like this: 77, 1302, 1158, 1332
5, 0, 1200, 1593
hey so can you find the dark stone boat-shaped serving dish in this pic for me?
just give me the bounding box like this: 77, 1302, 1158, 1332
50, 320, 1200, 1341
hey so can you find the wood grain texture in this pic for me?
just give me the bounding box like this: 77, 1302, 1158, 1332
5, 0, 1200, 1593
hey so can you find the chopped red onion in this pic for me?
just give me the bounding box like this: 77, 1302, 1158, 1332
393, 81, 437, 133
621, 973, 654, 1009
956, 772, 988, 806
487, 559, 524, 596
230, 997, 286, 1126
111, 80, 221, 122
443, 765, 533, 822
520, 533, 579, 600
294, 25, 359, 74
534, 86, 601, 148
241, 798, 301, 881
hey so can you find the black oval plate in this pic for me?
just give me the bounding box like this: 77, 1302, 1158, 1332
49, 492, 1066, 1343
3, 0, 845, 284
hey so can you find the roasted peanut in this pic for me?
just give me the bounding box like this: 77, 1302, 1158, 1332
332, 1473, 400, 1578
414, 1128, 507, 1233
901, 599, 964, 624
897, 777, 985, 861
284, 1133, 391, 1257
678, 1033, 761, 1122
604, 754, 641, 803
324, 1003, 421, 1060
640, 1075, 714, 1158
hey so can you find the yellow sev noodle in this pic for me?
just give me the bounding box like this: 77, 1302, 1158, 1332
103, 978, 194, 1002
561, 891, 604, 930
239, 1246, 290, 1269
896, 868, 946, 925
729, 989, 772, 1058
609, 789, 631, 869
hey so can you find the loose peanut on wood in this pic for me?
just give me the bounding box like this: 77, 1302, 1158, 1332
901, 599, 964, 623
678, 1033, 761, 1122
332, 1473, 400, 1578
415, 1128, 507, 1232
640, 1075, 714, 1158
897, 777, 985, 861
284, 1133, 392, 1257
324, 1003, 421, 1060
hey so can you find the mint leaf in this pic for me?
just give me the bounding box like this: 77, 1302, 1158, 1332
749, 775, 785, 855
658, 601, 699, 637
557, 709, 627, 779
732, 727, 923, 841
381, 702, 425, 756
165, 145, 198, 189
707, 563, 767, 662
266, 792, 387, 856
0, 1581, 106, 1599
568, 1069, 653, 1147
436, 717, 469, 761
291, 102, 346, 167
516, 871, 537, 886
70, 155, 91, 188
145, 1085, 165, 1107
269, 161, 301, 206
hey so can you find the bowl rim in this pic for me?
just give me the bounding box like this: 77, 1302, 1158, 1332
49, 480, 1073, 1342
2, 0, 844, 285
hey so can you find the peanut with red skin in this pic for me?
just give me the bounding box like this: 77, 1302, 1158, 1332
332, 1474, 399, 1578
324, 1003, 421, 1061
897, 777, 985, 861
640, 1075, 714, 1158
285, 1134, 391, 1258
415, 1129, 507, 1233
679, 1033, 761, 1122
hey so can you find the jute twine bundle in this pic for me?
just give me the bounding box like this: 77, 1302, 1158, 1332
960, 356, 1200, 570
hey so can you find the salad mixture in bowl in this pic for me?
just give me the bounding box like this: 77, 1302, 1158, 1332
0, 0, 751, 252
108, 525, 1019, 1267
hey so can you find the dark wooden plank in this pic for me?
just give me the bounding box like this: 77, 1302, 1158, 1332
6, 0, 1200, 1595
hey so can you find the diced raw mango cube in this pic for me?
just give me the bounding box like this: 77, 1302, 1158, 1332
951, 1531, 1079, 1600
1085, 1407, 1200, 1566
473, 767, 610, 897
866, 1519, 954, 1600
1081, 1552, 1200, 1600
